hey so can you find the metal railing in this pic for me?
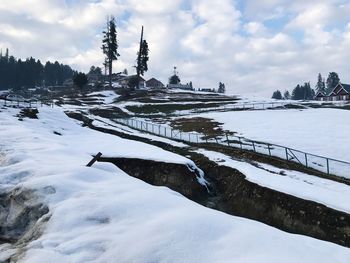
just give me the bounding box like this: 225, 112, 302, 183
190, 101, 297, 114
192, 101, 350, 114
0, 98, 54, 108
114, 117, 350, 179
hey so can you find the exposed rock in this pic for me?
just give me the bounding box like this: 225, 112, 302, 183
16, 109, 38, 120
98, 157, 209, 202
0, 188, 49, 243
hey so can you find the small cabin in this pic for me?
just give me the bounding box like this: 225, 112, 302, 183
315, 83, 350, 101
146, 78, 164, 89
118, 75, 146, 89
328, 83, 350, 101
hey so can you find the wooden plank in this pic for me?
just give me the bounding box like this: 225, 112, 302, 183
86, 152, 102, 167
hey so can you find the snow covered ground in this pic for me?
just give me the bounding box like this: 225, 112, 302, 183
91, 116, 189, 148
1, 107, 350, 262
196, 108, 350, 163
196, 149, 350, 214
86, 90, 120, 104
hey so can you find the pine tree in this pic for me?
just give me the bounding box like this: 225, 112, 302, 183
73, 72, 88, 91
218, 82, 226, 93
0, 49, 74, 90
102, 16, 120, 88
291, 83, 315, 100
135, 26, 149, 89
5, 48, 9, 62
292, 85, 302, 100
315, 73, 326, 94
283, 90, 291, 100
169, 75, 180, 85
272, 90, 282, 99
189, 81, 193, 90
326, 72, 340, 94
169, 66, 180, 85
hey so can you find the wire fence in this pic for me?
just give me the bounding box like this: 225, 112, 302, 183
192, 100, 350, 114
0, 98, 54, 108
191, 102, 296, 113
114, 117, 350, 179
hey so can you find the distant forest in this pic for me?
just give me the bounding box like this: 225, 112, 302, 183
0, 49, 76, 90
272, 72, 341, 100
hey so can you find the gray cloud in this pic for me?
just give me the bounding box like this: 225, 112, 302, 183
1, 0, 350, 97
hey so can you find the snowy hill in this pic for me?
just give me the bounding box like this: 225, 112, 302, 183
1, 106, 350, 262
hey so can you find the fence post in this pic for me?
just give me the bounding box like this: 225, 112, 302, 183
225, 133, 230, 146
239, 137, 242, 149
252, 141, 256, 152
170, 129, 173, 138
285, 148, 289, 160
86, 152, 102, 167
146, 122, 148, 131
188, 133, 191, 142
268, 144, 271, 156
326, 158, 330, 174
158, 125, 161, 135
305, 153, 308, 167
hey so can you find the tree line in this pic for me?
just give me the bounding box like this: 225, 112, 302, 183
272, 72, 341, 100
0, 49, 75, 90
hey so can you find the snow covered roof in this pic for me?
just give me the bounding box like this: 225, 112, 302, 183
315, 91, 326, 97
341, 83, 350, 93
328, 83, 350, 96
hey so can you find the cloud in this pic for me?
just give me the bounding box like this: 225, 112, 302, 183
1, 0, 350, 97
244, 22, 268, 36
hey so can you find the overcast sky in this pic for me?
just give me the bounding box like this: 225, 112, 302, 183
1, 0, 350, 97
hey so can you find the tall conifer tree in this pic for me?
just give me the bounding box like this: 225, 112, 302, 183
102, 16, 120, 88
315, 73, 326, 94
135, 26, 149, 89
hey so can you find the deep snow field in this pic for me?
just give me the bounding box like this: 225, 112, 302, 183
196, 108, 350, 162
1, 106, 350, 262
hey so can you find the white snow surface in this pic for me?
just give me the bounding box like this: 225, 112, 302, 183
196, 149, 350, 214
197, 108, 350, 162
0, 107, 350, 262
90, 116, 189, 148
86, 90, 120, 104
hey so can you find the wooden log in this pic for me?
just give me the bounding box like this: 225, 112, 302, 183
86, 152, 102, 167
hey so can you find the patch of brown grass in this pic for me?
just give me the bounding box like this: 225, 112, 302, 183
170, 117, 233, 138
